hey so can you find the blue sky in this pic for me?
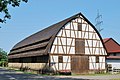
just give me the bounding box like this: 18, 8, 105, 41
0, 0, 120, 53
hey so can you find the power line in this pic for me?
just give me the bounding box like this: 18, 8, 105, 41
95, 10, 103, 32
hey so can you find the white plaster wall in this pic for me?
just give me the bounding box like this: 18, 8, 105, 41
73, 23, 78, 30
51, 45, 56, 53
107, 59, 120, 69
82, 24, 87, 31
62, 30, 66, 37
67, 38, 72, 45
89, 56, 105, 70
89, 25, 94, 32
54, 38, 57, 44
50, 56, 71, 71
59, 46, 64, 53
99, 56, 105, 63
69, 47, 75, 54
101, 48, 106, 55
54, 46, 57, 53
59, 63, 62, 70
72, 39, 75, 46
66, 30, 70, 37
95, 48, 99, 55
84, 32, 88, 39
65, 23, 70, 29
71, 30, 75, 38
78, 31, 81, 38
78, 18, 81, 23
67, 46, 70, 53
87, 40, 92, 47
89, 63, 94, 69
55, 63, 58, 70
92, 34, 96, 39
66, 63, 71, 70
57, 30, 62, 36
61, 38, 66, 45
58, 38, 61, 45
75, 31, 78, 38
93, 40, 97, 47
50, 56, 58, 70
89, 32, 93, 39
89, 56, 96, 63
85, 48, 89, 54
63, 63, 70, 70
51, 56, 58, 62
63, 56, 70, 62
100, 63, 105, 69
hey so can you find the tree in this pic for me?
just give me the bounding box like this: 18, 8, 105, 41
0, 48, 8, 61
0, 0, 28, 23
0, 48, 8, 66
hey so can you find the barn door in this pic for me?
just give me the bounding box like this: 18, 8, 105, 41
71, 56, 89, 74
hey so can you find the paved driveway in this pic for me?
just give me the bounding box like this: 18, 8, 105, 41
0, 67, 86, 80
0, 67, 120, 80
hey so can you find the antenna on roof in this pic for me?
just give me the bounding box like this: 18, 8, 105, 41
95, 10, 103, 32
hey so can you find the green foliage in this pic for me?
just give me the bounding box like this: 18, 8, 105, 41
0, 48, 7, 61
0, 48, 8, 67
0, 0, 28, 23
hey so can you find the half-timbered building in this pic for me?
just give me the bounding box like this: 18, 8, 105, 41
8, 13, 107, 74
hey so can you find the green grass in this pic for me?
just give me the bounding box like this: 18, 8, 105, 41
24, 71, 35, 74
111, 79, 120, 80
72, 73, 120, 76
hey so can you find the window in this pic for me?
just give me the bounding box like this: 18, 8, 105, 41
58, 56, 63, 63
37, 55, 49, 63
96, 56, 99, 63
78, 23, 82, 31
113, 53, 116, 56
19, 58, 23, 63
75, 38, 85, 54
31, 57, 36, 63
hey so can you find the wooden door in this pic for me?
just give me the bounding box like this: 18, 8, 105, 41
75, 38, 85, 54
71, 56, 89, 74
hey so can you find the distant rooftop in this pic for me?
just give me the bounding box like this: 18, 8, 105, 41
103, 38, 120, 53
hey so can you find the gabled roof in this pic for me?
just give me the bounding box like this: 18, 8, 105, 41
103, 38, 111, 43
8, 12, 105, 59
103, 38, 120, 53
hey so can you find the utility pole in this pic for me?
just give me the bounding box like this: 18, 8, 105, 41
95, 10, 103, 32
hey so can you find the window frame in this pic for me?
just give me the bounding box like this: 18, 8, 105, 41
96, 56, 99, 63
58, 56, 63, 63
78, 23, 82, 31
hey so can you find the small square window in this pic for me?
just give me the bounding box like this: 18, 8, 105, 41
96, 56, 99, 63
113, 53, 116, 56
58, 56, 63, 63
78, 23, 82, 31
